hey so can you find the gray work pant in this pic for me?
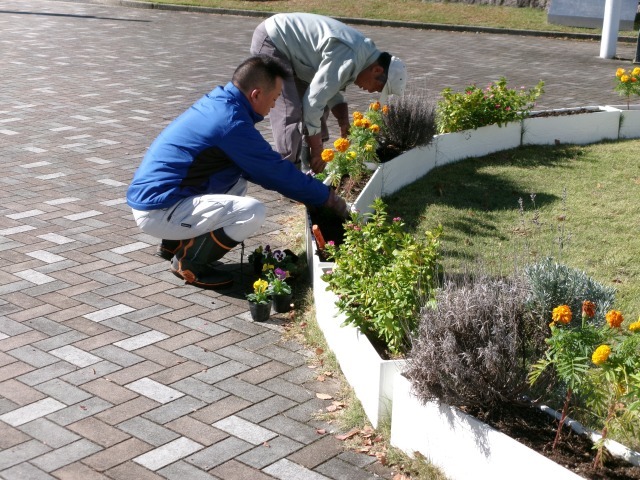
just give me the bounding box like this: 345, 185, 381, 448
130, 179, 265, 242
250, 21, 329, 166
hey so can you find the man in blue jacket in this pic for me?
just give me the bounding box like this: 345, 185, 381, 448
127, 55, 348, 290
250, 13, 407, 173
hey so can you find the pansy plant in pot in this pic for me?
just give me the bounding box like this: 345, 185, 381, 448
266, 266, 293, 314
246, 278, 271, 322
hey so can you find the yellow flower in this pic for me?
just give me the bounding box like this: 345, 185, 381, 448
321, 149, 335, 163
347, 151, 357, 160
629, 320, 640, 332
353, 119, 364, 128
592, 345, 611, 365
333, 137, 350, 152
253, 279, 268, 294
361, 118, 371, 129
621, 74, 630, 83
370, 124, 380, 133
365, 144, 373, 152
551, 305, 572, 325
353, 111, 364, 121
606, 309, 624, 328
616, 68, 626, 78
262, 263, 274, 272
370, 101, 381, 111
633, 67, 640, 76
382, 105, 389, 115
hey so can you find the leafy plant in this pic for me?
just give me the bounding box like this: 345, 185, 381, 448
406, 272, 537, 410
614, 67, 640, 109
266, 267, 292, 295
246, 278, 270, 304
436, 76, 544, 133
318, 102, 383, 189
529, 302, 640, 467
322, 198, 442, 355
380, 93, 437, 152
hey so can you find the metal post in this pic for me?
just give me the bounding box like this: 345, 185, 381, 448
634, 28, 640, 64
600, 0, 622, 59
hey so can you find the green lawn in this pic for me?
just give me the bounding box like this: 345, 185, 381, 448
137, 0, 639, 37
385, 140, 640, 316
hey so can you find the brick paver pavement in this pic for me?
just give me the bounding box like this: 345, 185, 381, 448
0, 0, 637, 478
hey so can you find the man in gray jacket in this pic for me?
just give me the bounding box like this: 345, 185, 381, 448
250, 13, 407, 174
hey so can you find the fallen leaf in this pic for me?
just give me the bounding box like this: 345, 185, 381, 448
322, 371, 333, 377
316, 393, 333, 400
263, 441, 270, 447
317, 375, 326, 382
315, 347, 324, 356
308, 365, 318, 369
357, 446, 372, 453
375, 452, 387, 465
326, 405, 338, 412
335, 428, 360, 441
393, 473, 410, 480
316, 428, 326, 435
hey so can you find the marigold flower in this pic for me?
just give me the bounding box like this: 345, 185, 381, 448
582, 300, 596, 318
629, 320, 640, 332
606, 309, 624, 328
382, 105, 389, 115
361, 118, 371, 129
633, 67, 640, 76
321, 149, 335, 163
353, 119, 364, 128
353, 111, 364, 121
346, 151, 357, 160
370, 124, 380, 134
370, 101, 381, 111
333, 137, 350, 152
592, 345, 611, 365
551, 305, 572, 325
632, 77, 638, 83
364, 144, 374, 152
616, 68, 626, 77
621, 74, 630, 83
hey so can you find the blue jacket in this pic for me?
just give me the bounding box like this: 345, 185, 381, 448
127, 82, 330, 211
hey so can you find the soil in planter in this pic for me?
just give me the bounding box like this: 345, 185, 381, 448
308, 205, 347, 262
464, 404, 640, 479
528, 107, 599, 118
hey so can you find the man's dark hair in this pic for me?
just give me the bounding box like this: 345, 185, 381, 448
232, 54, 290, 93
376, 52, 392, 84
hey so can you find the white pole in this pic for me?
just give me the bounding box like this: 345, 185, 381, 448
600, 0, 622, 59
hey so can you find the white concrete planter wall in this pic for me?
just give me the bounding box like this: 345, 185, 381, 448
311, 258, 404, 428
390, 374, 583, 480
607, 104, 640, 139
522, 106, 620, 146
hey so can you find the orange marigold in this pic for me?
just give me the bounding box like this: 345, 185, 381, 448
551, 305, 572, 325
606, 309, 624, 328
370, 124, 380, 133
353, 119, 364, 128
382, 105, 389, 115
333, 137, 350, 152
370, 101, 381, 111
353, 111, 364, 121
361, 118, 371, 129
621, 74, 631, 83
582, 300, 596, 318
592, 345, 611, 365
321, 149, 335, 163
616, 68, 626, 77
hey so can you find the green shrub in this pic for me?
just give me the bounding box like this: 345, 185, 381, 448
406, 272, 538, 410
322, 198, 442, 355
436, 76, 544, 133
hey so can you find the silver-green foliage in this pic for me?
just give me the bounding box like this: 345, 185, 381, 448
524, 257, 616, 328
381, 94, 437, 152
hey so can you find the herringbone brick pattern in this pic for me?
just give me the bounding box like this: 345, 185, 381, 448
0, 0, 635, 478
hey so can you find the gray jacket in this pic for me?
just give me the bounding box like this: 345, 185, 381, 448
265, 13, 381, 136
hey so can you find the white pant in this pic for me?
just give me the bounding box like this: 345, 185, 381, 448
131, 179, 265, 242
